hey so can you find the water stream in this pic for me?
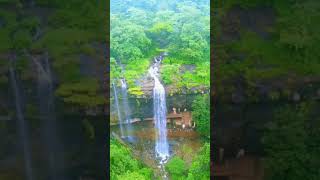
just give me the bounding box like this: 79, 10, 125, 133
35, 53, 64, 179
9, 59, 34, 180
149, 55, 169, 163
112, 82, 124, 137
120, 78, 132, 137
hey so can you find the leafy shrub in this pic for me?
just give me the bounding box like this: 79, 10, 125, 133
12, 30, 32, 50
160, 64, 180, 85
192, 94, 210, 139
187, 143, 210, 180
110, 138, 153, 180
165, 156, 187, 180
55, 78, 104, 107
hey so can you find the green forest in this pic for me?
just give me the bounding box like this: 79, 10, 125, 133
110, 0, 210, 96
110, 0, 210, 180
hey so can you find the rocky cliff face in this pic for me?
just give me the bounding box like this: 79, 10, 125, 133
110, 91, 199, 124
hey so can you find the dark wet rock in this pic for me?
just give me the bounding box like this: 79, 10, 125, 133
317, 89, 320, 98
180, 64, 196, 73
79, 47, 105, 84
32, 27, 42, 41
256, 84, 271, 96
78, 177, 95, 180
221, 6, 275, 41
110, 93, 198, 120
80, 54, 96, 77
232, 91, 245, 104
292, 92, 301, 102
0, 17, 5, 28
140, 78, 154, 96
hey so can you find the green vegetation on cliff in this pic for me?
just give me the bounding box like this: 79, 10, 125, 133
192, 94, 210, 139
0, 1, 107, 109
214, 0, 320, 102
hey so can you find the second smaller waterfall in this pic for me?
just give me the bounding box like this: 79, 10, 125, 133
9, 65, 34, 180
112, 82, 124, 137
120, 79, 132, 136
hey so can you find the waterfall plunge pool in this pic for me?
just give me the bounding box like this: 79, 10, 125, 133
111, 120, 204, 175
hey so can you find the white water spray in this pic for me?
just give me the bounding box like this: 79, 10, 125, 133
120, 79, 131, 124
120, 79, 133, 136
112, 82, 124, 137
149, 56, 169, 163
9, 65, 34, 180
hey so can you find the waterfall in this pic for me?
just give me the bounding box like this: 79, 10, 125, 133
149, 56, 169, 163
34, 53, 64, 179
9, 62, 34, 180
120, 79, 132, 136
112, 82, 124, 137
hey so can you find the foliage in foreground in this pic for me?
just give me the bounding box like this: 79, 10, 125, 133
262, 102, 320, 180
165, 143, 210, 180
165, 156, 187, 180
110, 138, 153, 180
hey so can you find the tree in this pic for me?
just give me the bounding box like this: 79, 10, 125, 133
187, 143, 210, 180
149, 22, 173, 48
262, 103, 320, 180
126, 7, 151, 27
110, 138, 153, 180
111, 19, 151, 62
165, 156, 187, 180
110, 0, 210, 97
160, 64, 180, 85
192, 94, 210, 139
55, 78, 104, 107
117, 172, 147, 180
177, 23, 209, 63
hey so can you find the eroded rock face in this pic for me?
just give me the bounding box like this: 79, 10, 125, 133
110, 93, 198, 121
221, 6, 275, 42
140, 77, 154, 96
133, 54, 206, 97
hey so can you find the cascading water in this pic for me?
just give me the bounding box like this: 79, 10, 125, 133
112, 82, 124, 137
120, 78, 132, 136
9, 58, 34, 180
149, 56, 169, 163
34, 53, 64, 179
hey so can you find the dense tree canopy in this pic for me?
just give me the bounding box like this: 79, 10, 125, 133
262, 103, 320, 180
110, 138, 153, 180
187, 143, 210, 180
111, 18, 151, 62
192, 94, 210, 139
165, 156, 187, 180
165, 143, 210, 180
110, 0, 210, 96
